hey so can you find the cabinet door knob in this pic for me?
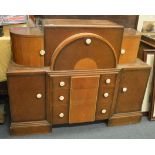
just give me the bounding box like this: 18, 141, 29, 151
59, 81, 65, 87
59, 96, 64, 101
36, 93, 42, 99
104, 93, 109, 98
106, 78, 111, 84
59, 113, 64, 118
121, 49, 126, 55
122, 87, 128, 93
40, 50, 45, 56
85, 38, 92, 45
101, 109, 107, 114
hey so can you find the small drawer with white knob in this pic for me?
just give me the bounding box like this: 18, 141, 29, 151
100, 73, 117, 87
51, 76, 70, 89
95, 105, 110, 120
52, 89, 69, 105
53, 105, 69, 125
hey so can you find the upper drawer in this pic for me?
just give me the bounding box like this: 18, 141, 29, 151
51, 76, 71, 89
99, 73, 118, 88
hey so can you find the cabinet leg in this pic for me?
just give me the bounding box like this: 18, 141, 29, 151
108, 111, 142, 126
10, 120, 52, 136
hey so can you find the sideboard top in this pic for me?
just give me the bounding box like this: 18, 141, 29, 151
10, 27, 43, 37
42, 19, 124, 28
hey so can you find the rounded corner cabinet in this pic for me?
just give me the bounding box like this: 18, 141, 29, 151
7, 19, 151, 136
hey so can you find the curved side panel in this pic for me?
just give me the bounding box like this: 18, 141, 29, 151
10, 28, 44, 67
50, 33, 117, 70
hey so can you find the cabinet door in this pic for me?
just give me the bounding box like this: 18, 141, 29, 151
69, 75, 99, 123
115, 69, 150, 113
8, 73, 46, 122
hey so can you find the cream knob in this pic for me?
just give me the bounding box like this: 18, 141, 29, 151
122, 87, 128, 93
40, 50, 45, 56
104, 93, 109, 98
85, 38, 92, 45
59, 113, 64, 118
59, 96, 64, 101
106, 79, 111, 84
36, 93, 42, 99
101, 109, 107, 114
59, 81, 65, 87
121, 49, 126, 55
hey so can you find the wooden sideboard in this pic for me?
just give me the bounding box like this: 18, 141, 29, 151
7, 19, 150, 135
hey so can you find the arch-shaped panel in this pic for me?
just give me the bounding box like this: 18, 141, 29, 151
50, 33, 117, 70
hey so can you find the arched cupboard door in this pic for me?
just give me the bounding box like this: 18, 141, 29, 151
50, 33, 117, 70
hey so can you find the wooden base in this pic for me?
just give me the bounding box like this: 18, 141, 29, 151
0, 104, 5, 124
108, 111, 142, 126
10, 120, 51, 136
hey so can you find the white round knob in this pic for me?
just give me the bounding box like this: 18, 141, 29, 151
59, 113, 64, 118
104, 93, 109, 98
36, 93, 42, 99
106, 79, 111, 84
122, 87, 128, 93
85, 38, 92, 45
59, 96, 64, 101
40, 50, 45, 56
121, 49, 126, 55
101, 109, 107, 114
59, 81, 65, 87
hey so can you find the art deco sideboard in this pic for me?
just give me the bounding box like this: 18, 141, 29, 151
7, 19, 151, 135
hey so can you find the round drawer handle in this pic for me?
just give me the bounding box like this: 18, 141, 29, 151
106, 78, 111, 84
59, 81, 65, 87
101, 109, 107, 114
85, 38, 92, 45
122, 87, 128, 93
121, 49, 126, 55
36, 93, 42, 99
104, 93, 109, 98
59, 96, 64, 101
59, 113, 64, 118
40, 50, 45, 56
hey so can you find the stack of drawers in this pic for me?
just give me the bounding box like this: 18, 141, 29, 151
51, 76, 70, 125
96, 73, 118, 120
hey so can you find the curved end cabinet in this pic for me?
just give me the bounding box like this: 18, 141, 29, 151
10, 27, 44, 67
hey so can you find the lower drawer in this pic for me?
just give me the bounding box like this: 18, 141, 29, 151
52, 105, 69, 125
95, 104, 111, 120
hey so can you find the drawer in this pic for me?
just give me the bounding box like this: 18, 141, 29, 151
95, 104, 110, 120
97, 87, 115, 104
51, 76, 70, 89
52, 105, 69, 125
99, 74, 117, 88
52, 89, 70, 105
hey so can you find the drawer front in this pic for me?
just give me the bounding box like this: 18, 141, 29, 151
52, 76, 70, 89
99, 74, 117, 88
8, 73, 46, 122
115, 69, 150, 113
52, 89, 70, 105
96, 104, 111, 120
52, 105, 69, 125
